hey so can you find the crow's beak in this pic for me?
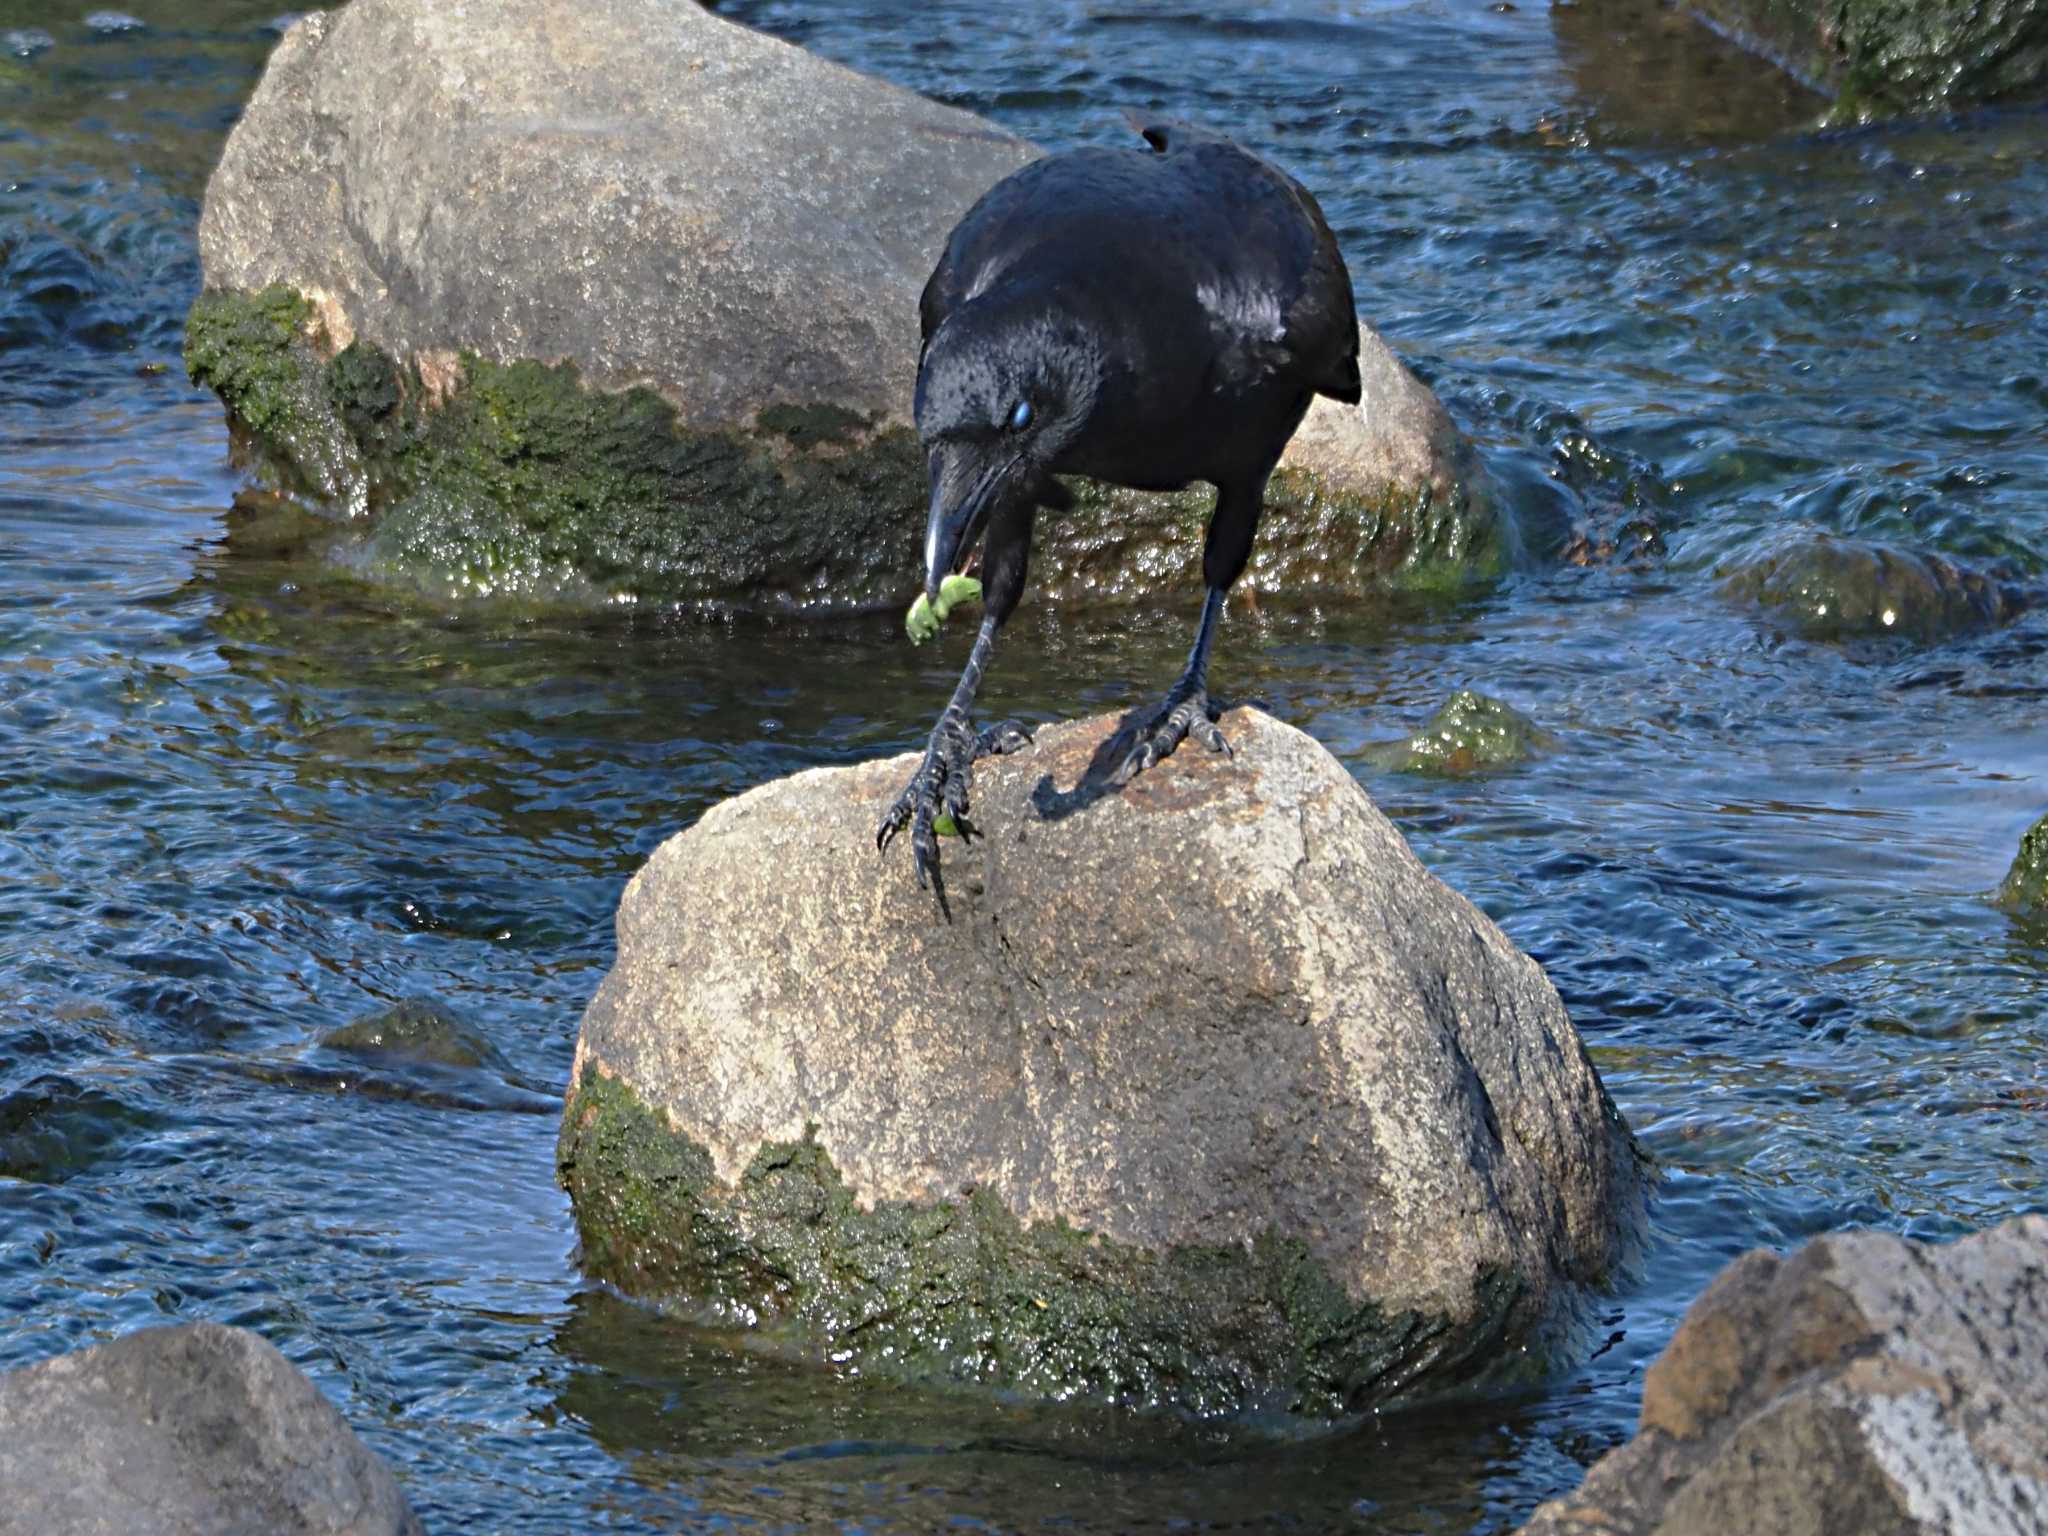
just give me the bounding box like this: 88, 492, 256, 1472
922, 444, 1012, 603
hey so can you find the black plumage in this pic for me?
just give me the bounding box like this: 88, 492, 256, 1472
878, 115, 1361, 892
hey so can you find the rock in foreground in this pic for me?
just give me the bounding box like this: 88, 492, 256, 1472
188, 0, 1495, 611
0, 1322, 421, 1536
559, 708, 1641, 1417
1518, 1215, 2048, 1536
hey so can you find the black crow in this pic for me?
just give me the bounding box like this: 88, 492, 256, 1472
877, 115, 1361, 891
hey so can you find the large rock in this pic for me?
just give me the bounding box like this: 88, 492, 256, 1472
0, 1322, 422, 1536
186, 0, 1496, 612
558, 708, 1641, 1417
1518, 1216, 2048, 1535
1679, 0, 2048, 120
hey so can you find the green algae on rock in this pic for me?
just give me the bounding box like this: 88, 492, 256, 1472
558, 1068, 1513, 1417
186, 285, 1499, 612
559, 709, 1642, 1418
1998, 812, 2048, 914
1365, 690, 1555, 776
1682, 0, 2048, 120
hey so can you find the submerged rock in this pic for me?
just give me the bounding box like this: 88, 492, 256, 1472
1999, 811, 2048, 913
187, 0, 1495, 613
1718, 529, 2020, 642
0, 1322, 422, 1536
1518, 1215, 2048, 1536
558, 708, 1641, 1417
1680, 0, 2048, 120
1363, 689, 1555, 775
319, 997, 509, 1074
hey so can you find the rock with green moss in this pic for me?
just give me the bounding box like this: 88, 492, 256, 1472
1717, 528, 2020, 643
558, 708, 1642, 1417
186, 0, 1496, 612
1679, 0, 2048, 120
1364, 690, 1555, 776
1999, 812, 2048, 913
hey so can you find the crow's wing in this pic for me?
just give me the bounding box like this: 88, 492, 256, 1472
1128, 115, 1361, 406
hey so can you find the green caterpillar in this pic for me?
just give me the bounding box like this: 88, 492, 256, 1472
905, 573, 983, 645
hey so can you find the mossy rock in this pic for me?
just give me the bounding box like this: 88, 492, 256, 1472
1998, 812, 2048, 913
186, 285, 1499, 614
557, 1069, 1523, 1418
556, 710, 1640, 1420
1364, 690, 1555, 776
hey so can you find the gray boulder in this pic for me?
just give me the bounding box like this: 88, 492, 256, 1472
0, 1322, 421, 1536
1517, 1216, 2048, 1536
187, 0, 1496, 612
558, 708, 1641, 1416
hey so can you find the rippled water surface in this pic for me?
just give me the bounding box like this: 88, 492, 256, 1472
2, 1, 2043, 1530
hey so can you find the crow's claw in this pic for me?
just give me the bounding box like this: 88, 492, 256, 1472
1111, 688, 1230, 785
876, 717, 1035, 891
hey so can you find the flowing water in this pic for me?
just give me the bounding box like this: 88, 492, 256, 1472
2, 1, 2044, 1530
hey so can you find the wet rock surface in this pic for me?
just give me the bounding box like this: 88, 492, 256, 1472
559, 707, 1642, 1416
1516, 1215, 2048, 1536
187, 0, 1494, 611
1679, 0, 2048, 120
1717, 529, 2021, 642
0, 1322, 422, 1536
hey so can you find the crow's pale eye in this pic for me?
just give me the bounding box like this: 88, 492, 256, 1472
1008, 399, 1033, 432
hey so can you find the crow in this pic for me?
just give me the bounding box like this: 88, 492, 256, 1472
877, 114, 1361, 892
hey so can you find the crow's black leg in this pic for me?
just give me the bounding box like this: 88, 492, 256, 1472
875, 616, 1030, 890
1113, 469, 1272, 785
878, 493, 1041, 893
1111, 586, 1231, 784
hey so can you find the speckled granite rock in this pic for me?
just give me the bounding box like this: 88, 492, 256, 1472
0, 1322, 421, 1536
186, 0, 1495, 610
559, 707, 1641, 1417
1517, 1216, 2048, 1536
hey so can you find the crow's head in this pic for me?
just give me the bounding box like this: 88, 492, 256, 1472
913, 294, 1098, 602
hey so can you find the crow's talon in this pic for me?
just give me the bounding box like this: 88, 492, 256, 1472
1113, 688, 1229, 785
878, 714, 1027, 889
975, 719, 1034, 758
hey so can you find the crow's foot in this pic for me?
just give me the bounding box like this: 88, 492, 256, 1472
876, 716, 1033, 890
1111, 685, 1229, 785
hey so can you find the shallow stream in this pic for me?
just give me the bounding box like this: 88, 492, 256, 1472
1, 1, 2043, 1530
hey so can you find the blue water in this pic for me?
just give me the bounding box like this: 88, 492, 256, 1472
1, 1, 2043, 1529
